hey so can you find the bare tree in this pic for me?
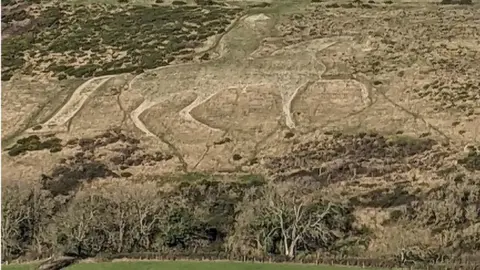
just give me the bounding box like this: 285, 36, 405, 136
229, 184, 347, 259
2, 184, 31, 260
2, 182, 56, 260
227, 187, 278, 256
99, 185, 136, 253
264, 185, 338, 259
127, 182, 164, 251
51, 189, 109, 256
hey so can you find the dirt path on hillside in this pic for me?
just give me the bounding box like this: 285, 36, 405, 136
26, 76, 114, 134
24, 7, 375, 141
24, 13, 246, 137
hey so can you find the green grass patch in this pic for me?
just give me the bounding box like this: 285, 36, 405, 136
2, 263, 39, 270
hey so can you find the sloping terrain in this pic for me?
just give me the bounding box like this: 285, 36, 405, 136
2, 0, 480, 268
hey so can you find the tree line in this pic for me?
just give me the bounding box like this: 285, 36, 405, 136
1, 176, 367, 263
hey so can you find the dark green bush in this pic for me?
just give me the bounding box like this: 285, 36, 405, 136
440, 0, 472, 4
172, 0, 187, 5
7, 135, 62, 156
458, 151, 480, 171
58, 73, 67, 80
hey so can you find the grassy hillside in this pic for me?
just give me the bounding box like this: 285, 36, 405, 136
2, 0, 479, 269
3, 261, 380, 270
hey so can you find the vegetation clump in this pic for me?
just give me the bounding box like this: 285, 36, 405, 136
395, 180, 480, 259
414, 80, 479, 114
229, 185, 367, 258
172, 0, 187, 5
458, 149, 480, 171
265, 132, 440, 186
1, 176, 365, 262
440, 0, 472, 5
42, 160, 118, 196
194, 0, 218, 5
7, 135, 62, 156
1, 2, 243, 80
2, 130, 479, 267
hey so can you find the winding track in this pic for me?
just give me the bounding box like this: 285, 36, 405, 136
25, 75, 115, 134
130, 100, 159, 137
26, 13, 370, 137
26, 13, 247, 136
25, 10, 444, 151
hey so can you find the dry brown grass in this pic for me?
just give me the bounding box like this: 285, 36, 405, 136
4, 0, 479, 181
2, 0, 480, 262
1, 78, 85, 144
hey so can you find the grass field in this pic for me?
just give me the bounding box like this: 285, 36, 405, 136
3, 261, 381, 270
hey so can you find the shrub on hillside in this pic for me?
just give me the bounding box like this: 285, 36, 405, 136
1, 184, 55, 261
172, 0, 187, 5
397, 179, 480, 257
1, 175, 369, 262
440, 0, 472, 4
227, 184, 368, 258
7, 135, 62, 156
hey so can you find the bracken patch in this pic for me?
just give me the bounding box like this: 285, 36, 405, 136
6, 135, 62, 156
264, 132, 441, 186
